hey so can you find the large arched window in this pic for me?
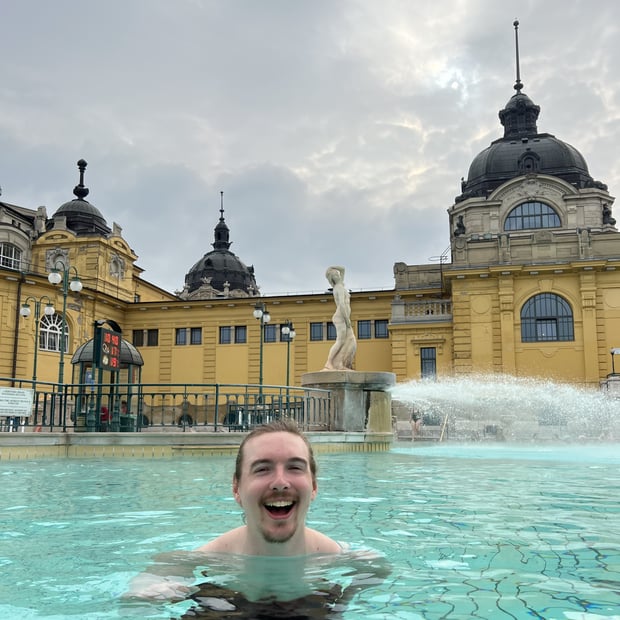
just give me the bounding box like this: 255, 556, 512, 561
521, 293, 574, 342
0, 242, 22, 270
39, 313, 69, 352
505, 201, 561, 231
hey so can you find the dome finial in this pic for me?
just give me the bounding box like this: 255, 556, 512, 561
213, 191, 231, 250
513, 19, 523, 92
73, 159, 89, 200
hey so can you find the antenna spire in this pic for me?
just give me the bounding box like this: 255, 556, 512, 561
219, 190, 224, 220
513, 19, 523, 92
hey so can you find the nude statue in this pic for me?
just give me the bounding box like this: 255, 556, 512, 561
322, 266, 356, 371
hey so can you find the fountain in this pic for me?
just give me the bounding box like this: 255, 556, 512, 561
391, 374, 620, 441
301, 266, 395, 436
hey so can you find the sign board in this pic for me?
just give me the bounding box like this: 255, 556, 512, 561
98, 328, 122, 371
0, 388, 34, 417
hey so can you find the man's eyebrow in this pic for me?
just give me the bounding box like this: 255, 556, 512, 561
248, 457, 308, 469
249, 459, 273, 469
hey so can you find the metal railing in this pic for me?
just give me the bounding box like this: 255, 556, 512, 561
0, 377, 332, 433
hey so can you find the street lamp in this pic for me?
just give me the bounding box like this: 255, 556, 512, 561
48, 261, 82, 387
281, 320, 296, 387
253, 301, 270, 397
20, 295, 55, 390
610, 348, 620, 375
281, 320, 296, 413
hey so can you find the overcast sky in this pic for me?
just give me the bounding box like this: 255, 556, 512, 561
2, 0, 620, 295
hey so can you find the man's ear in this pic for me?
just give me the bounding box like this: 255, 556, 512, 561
311, 479, 318, 501
233, 475, 242, 506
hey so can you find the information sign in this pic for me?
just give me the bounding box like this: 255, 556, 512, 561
0, 388, 35, 417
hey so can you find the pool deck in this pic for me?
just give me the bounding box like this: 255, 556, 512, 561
0, 429, 394, 459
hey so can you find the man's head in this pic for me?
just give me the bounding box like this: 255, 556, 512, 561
234, 418, 317, 483
232, 419, 318, 548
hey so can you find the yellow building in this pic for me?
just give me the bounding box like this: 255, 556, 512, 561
2, 73, 620, 395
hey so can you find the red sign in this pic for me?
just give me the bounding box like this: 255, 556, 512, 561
100, 328, 121, 371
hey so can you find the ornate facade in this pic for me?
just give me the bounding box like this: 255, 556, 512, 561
2, 65, 620, 393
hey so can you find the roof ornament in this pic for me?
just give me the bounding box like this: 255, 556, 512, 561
73, 159, 90, 200
212, 190, 232, 251
513, 19, 523, 93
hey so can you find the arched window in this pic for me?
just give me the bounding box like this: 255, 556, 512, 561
0, 242, 22, 270
39, 313, 69, 352
505, 201, 561, 231
521, 293, 574, 342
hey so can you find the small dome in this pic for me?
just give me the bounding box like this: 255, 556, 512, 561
181, 194, 259, 299
49, 159, 111, 236
71, 338, 144, 367
185, 249, 257, 295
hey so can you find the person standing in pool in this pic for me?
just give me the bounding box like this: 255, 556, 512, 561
196, 418, 342, 556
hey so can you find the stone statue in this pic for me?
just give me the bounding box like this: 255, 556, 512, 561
322, 266, 356, 371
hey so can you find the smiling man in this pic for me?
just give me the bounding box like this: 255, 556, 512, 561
196, 419, 342, 556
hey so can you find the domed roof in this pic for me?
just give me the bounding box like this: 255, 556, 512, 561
49, 159, 111, 236
456, 38, 606, 203
71, 338, 144, 367
182, 194, 258, 298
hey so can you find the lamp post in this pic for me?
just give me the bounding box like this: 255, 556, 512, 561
611, 348, 620, 375
281, 320, 296, 413
281, 320, 296, 387
48, 262, 82, 388
20, 295, 55, 390
253, 302, 270, 399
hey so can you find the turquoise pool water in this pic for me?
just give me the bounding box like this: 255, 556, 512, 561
1, 443, 619, 619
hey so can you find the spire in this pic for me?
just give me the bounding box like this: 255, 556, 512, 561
212, 191, 231, 251
73, 159, 90, 200
498, 19, 540, 138
513, 19, 523, 92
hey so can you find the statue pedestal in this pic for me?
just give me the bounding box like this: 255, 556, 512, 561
301, 371, 396, 433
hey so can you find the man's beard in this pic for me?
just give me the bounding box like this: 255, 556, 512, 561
262, 525, 295, 544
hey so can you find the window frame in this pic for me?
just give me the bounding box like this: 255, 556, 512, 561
357, 320, 372, 340
190, 327, 202, 345
504, 201, 561, 231
0, 242, 22, 270
375, 319, 389, 339
310, 322, 324, 341
520, 293, 575, 342
39, 313, 68, 353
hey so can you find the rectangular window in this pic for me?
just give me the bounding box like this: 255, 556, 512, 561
536, 319, 558, 341
220, 326, 232, 344
375, 319, 389, 339
132, 330, 144, 347
310, 322, 324, 341
235, 325, 247, 344
264, 324, 277, 343
147, 329, 159, 347
175, 328, 187, 346
326, 322, 336, 340
420, 347, 437, 380
357, 320, 372, 340
190, 327, 202, 345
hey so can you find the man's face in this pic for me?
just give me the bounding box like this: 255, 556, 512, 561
233, 431, 317, 547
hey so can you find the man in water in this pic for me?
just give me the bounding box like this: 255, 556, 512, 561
195, 418, 341, 556
126, 420, 387, 617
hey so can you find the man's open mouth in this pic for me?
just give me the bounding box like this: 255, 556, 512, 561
264, 500, 296, 516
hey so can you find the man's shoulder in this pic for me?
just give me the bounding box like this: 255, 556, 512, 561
306, 528, 343, 554
196, 527, 245, 554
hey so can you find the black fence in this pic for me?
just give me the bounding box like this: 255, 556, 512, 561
0, 378, 332, 433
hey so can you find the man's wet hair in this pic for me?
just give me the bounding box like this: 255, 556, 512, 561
234, 418, 317, 482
